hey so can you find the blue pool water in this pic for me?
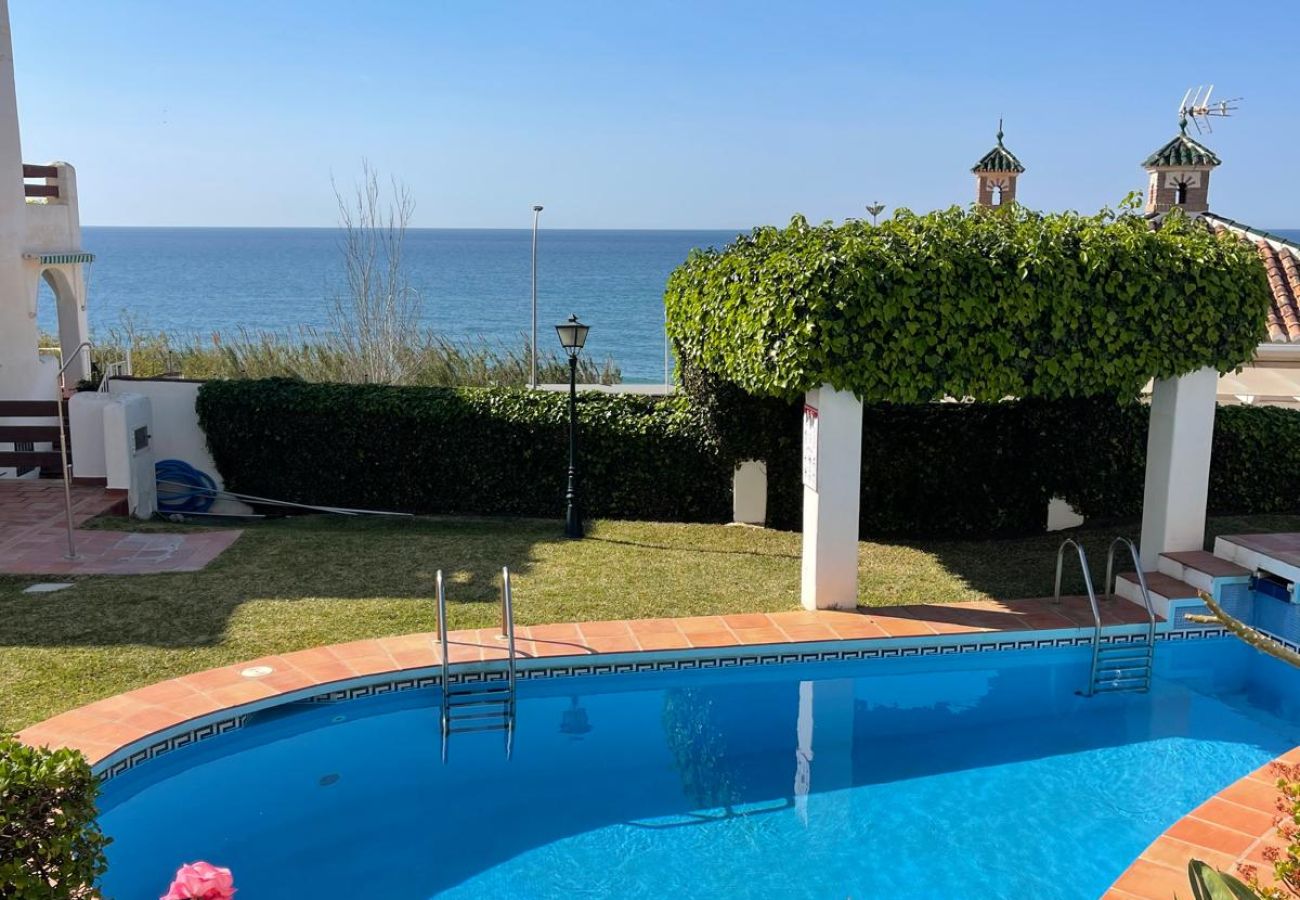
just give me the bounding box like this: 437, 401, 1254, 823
97, 638, 1300, 899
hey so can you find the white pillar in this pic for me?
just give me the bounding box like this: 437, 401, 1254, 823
801, 385, 863, 610
0, 0, 42, 401
1139, 367, 1218, 571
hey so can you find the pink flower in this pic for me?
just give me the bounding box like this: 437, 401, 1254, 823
161, 861, 236, 900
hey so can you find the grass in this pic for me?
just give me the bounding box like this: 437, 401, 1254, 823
71, 325, 622, 387
3, 512, 1297, 732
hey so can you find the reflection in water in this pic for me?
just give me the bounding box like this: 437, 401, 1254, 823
559, 696, 592, 740
662, 688, 744, 812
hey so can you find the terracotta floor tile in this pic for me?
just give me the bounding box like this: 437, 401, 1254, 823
582, 635, 640, 654
203, 681, 279, 708
1111, 858, 1192, 899
1141, 836, 1238, 873
344, 654, 403, 675
1166, 816, 1258, 856
627, 618, 683, 635
685, 630, 738, 648
523, 623, 583, 641
1192, 797, 1277, 837
1219, 777, 1280, 811
444, 643, 483, 664
676, 616, 731, 634
530, 638, 593, 657
292, 659, 362, 684
769, 610, 826, 626
731, 626, 787, 645
634, 632, 692, 651
326, 639, 392, 662
774, 623, 838, 643
870, 615, 935, 637
825, 619, 889, 640
578, 620, 633, 637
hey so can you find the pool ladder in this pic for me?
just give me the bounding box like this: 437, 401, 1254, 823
435, 566, 518, 762
1054, 537, 1157, 696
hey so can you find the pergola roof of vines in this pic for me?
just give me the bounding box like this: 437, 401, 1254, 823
665, 206, 1270, 403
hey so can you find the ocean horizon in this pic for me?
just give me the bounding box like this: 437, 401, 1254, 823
38, 225, 1300, 383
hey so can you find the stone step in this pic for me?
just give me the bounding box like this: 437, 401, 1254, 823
1156, 550, 1251, 593
1115, 571, 1200, 620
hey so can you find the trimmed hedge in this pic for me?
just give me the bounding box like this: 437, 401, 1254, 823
681, 363, 1300, 536
196, 379, 732, 522
1, 735, 109, 899
196, 377, 1300, 537
666, 207, 1270, 402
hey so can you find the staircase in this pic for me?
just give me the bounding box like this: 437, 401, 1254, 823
0, 399, 68, 477
435, 567, 518, 762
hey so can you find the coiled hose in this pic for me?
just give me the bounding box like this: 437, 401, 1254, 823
155, 458, 218, 514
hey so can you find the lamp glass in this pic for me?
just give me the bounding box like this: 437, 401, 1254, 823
555, 316, 590, 355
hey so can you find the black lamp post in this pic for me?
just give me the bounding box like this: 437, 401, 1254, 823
555, 314, 589, 538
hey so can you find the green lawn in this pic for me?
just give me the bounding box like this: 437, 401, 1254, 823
2, 512, 1296, 732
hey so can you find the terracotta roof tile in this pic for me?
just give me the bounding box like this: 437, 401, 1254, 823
1204, 214, 1300, 344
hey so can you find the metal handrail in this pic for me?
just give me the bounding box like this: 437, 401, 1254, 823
1054, 538, 1105, 696
1105, 537, 1157, 646
500, 566, 517, 759
435, 569, 450, 737
500, 566, 517, 694
49, 341, 94, 560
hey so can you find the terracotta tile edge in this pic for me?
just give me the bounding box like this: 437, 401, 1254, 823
13, 599, 1157, 774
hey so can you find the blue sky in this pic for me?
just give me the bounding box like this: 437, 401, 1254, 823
10, 1, 1296, 229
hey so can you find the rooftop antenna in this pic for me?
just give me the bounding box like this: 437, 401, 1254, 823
1177, 85, 1241, 135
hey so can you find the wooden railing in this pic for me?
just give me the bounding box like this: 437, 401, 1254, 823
22, 163, 59, 199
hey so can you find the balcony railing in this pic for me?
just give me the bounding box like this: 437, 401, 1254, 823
22, 163, 59, 199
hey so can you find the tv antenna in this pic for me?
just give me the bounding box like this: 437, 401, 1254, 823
1177, 85, 1241, 135
865, 202, 886, 225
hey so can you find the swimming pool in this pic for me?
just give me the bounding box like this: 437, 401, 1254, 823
97, 635, 1300, 899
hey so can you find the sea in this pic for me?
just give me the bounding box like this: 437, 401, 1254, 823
37, 225, 1300, 383
38, 227, 744, 383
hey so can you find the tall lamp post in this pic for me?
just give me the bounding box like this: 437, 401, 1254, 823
530, 205, 544, 388
555, 314, 589, 539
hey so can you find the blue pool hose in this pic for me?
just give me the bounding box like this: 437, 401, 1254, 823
155, 458, 218, 514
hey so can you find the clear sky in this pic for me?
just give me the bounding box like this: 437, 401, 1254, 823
9, 1, 1296, 229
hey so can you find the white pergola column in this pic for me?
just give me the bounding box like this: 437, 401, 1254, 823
1138, 367, 1219, 571
801, 385, 863, 610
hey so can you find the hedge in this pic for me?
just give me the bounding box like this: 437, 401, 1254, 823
0, 735, 109, 899
197, 377, 1300, 538
666, 207, 1270, 402
681, 363, 1300, 536
195, 379, 732, 522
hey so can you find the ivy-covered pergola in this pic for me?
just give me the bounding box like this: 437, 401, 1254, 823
667, 207, 1271, 609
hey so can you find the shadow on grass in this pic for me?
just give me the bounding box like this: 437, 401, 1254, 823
909, 514, 1300, 603
585, 535, 800, 560
0, 514, 559, 650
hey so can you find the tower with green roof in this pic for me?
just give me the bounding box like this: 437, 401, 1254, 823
1142, 118, 1220, 216
971, 121, 1024, 207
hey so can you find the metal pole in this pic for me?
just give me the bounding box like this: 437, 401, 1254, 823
53, 341, 93, 560
564, 355, 582, 538
530, 205, 543, 388
56, 370, 77, 560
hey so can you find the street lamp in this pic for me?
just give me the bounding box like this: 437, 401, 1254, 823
555, 314, 589, 539
530, 205, 543, 388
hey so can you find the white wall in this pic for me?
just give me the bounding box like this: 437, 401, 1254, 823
107, 378, 251, 515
